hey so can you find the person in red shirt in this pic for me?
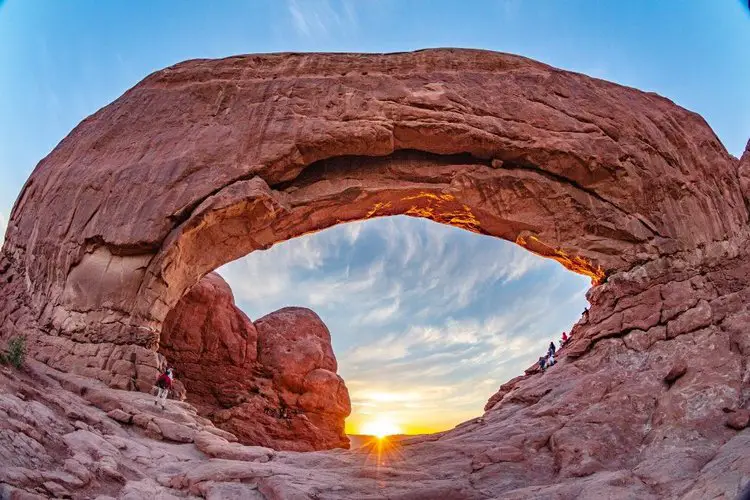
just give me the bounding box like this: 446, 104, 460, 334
561, 331, 569, 345
154, 368, 174, 408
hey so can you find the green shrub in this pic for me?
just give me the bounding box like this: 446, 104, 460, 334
2, 336, 26, 369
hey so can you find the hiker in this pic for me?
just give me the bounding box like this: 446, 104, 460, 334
547, 352, 555, 367
154, 367, 174, 408
561, 331, 569, 345
538, 356, 547, 372
548, 341, 556, 357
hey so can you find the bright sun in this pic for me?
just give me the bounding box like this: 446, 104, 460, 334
360, 417, 403, 439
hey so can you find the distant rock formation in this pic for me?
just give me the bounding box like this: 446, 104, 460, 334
160, 272, 350, 451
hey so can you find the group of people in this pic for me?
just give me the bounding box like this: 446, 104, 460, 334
537, 331, 570, 372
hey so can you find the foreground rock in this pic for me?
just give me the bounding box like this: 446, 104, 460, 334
160, 273, 350, 451
0, 361, 490, 499
2, 336, 748, 499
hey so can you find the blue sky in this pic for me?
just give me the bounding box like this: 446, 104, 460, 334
1, 1, 748, 432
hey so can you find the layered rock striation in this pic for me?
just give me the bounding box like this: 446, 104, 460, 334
160, 272, 350, 451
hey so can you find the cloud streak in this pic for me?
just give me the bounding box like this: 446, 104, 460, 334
218, 215, 590, 433
287, 0, 358, 38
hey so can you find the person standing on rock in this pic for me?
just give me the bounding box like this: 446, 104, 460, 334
154, 368, 174, 408
548, 341, 556, 357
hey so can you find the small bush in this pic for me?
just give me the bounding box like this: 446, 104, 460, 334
2, 336, 26, 369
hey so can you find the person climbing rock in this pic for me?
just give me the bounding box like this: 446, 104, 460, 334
548, 341, 556, 357
547, 352, 555, 367
561, 331, 569, 345
154, 367, 174, 408
538, 356, 547, 372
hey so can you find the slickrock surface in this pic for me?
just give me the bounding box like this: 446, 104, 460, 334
161, 273, 350, 451
1, 333, 748, 499
1, 49, 749, 497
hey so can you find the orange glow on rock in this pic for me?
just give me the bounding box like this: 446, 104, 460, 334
399, 192, 482, 233
515, 234, 606, 285
366, 201, 393, 218
365, 193, 604, 284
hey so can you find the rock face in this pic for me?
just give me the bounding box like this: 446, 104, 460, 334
476, 259, 750, 497
0, 49, 749, 497
1, 49, 744, 362
160, 272, 350, 451
1, 340, 748, 499
160, 272, 258, 403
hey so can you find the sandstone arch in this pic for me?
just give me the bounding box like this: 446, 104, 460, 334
0, 48, 747, 392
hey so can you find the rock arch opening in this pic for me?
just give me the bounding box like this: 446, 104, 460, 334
138, 148, 634, 338
156, 215, 591, 450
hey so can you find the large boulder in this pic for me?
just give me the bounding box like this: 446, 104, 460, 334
256, 307, 338, 393
161, 273, 350, 451
160, 272, 258, 406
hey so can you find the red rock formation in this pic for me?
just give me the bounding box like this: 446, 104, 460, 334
160, 273, 350, 451
255, 308, 338, 390
1, 49, 744, 369
160, 272, 258, 405
0, 49, 749, 496
478, 253, 750, 495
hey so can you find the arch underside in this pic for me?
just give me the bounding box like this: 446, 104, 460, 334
143, 149, 654, 324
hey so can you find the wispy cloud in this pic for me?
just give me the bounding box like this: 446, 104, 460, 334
287, 0, 358, 38
219, 216, 552, 322
499, 0, 522, 19
341, 297, 561, 383
354, 297, 401, 325
217, 215, 590, 433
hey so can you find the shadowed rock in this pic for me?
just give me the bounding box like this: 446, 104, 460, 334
160, 273, 350, 451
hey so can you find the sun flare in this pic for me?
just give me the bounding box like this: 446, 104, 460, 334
360, 417, 403, 438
